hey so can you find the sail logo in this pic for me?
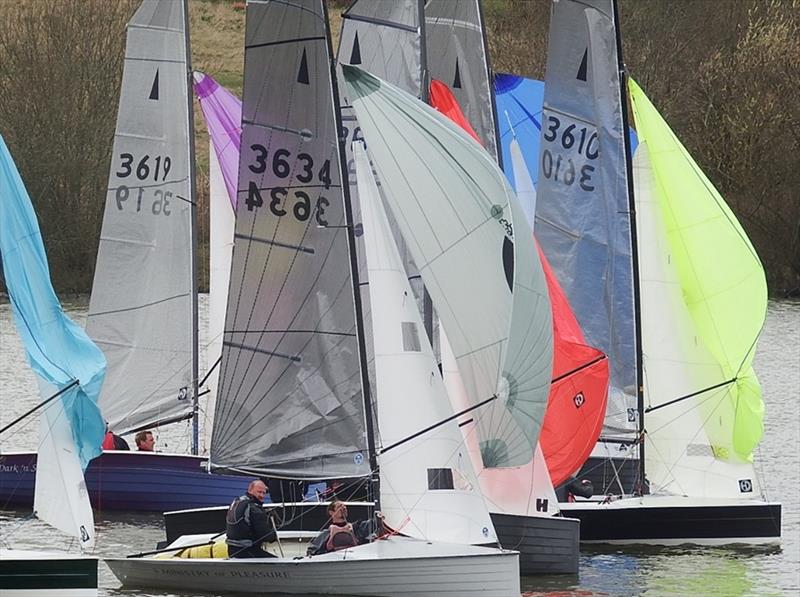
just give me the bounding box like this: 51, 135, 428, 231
80, 525, 90, 543
535, 498, 549, 512
482, 526, 489, 538
178, 387, 189, 401
573, 392, 585, 408
627, 408, 637, 422
353, 453, 364, 465
738, 479, 753, 493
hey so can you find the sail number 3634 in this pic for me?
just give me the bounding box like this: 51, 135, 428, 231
541, 115, 597, 192
246, 145, 331, 226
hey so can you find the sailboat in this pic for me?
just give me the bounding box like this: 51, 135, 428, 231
495, 72, 643, 494
0, 0, 255, 514
0, 135, 99, 595
533, 0, 781, 544
335, 0, 594, 575
105, 2, 520, 595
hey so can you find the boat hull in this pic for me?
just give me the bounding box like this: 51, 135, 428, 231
106, 536, 520, 597
0, 550, 97, 597
163, 502, 580, 575
489, 512, 579, 575
0, 451, 253, 512
559, 496, 782, 545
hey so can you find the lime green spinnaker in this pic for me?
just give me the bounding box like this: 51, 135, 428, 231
629, 78, 766, 462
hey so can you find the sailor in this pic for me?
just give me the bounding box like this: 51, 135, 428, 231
134, 430, 155, 452
226, 480, 277, 558
306, 499, 383, 556
101, 422, 129, 451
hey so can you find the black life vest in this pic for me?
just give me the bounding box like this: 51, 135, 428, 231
226, 495, 258, 546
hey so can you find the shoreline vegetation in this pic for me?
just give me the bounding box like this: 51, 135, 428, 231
0, 0, 797, 296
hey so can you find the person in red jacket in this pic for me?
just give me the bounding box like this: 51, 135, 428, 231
101, 422, 130, 451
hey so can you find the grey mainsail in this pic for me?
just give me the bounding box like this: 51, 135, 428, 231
86, 0, 196, 435
425, 0, 500, 162
209, 0, 368, 478
536, 0, 638, 438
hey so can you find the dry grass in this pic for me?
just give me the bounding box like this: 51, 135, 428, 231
0, 0, 796, 294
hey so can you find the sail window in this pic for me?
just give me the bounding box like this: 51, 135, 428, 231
401, 321, 421, 352
427, 468, 455, 490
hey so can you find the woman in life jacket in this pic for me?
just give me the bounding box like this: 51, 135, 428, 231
306, 500, 383, 556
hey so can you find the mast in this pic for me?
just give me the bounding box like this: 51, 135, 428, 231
612, 0, 645, 491
417, 0, 435, 343
323, 0, 380, 508
183, 0, 200, 456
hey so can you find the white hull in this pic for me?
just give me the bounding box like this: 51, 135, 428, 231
106, 535, 520, 596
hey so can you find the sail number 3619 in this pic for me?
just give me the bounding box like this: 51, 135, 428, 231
541, 115, 597, 192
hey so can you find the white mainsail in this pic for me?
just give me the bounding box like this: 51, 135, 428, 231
634, 142, 761, 499
356, 143, 496, 545
33, 381, 95, 551
344, 66, 553, 468
204, 144, 234, 446
509, 137, 537, 228
87, 0, 196, 434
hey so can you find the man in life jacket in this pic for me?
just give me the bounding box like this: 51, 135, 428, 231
306, 499, 382, 556
226, 480, 277, 558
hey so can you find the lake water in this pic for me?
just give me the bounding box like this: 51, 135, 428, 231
1, 297, 798, 596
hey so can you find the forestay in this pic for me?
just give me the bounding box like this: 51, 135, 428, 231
630, 79, 766, 498
425, 0, 500, 162
1, 135, 105, 550
210, 0, 368, 479
344, 66, 552, 468
87, 0, 195, 434
356, 144, 496, 545
537, 0, 638, 438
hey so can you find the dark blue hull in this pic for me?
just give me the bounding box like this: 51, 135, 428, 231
0, 451, 254, 512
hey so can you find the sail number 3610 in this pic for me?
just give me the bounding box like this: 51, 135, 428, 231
541, 116, 597, 192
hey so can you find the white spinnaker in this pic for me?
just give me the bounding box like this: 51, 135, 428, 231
344, 66, 552, 468
356, 144, 496, 545
33, 381, 95, 551
204, 144, 234, 448
509, 137, 537, 229
442, 329, 558, 518
635, 144, 760, 499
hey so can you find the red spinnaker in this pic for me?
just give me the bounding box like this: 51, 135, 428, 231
429, 78, 609, 486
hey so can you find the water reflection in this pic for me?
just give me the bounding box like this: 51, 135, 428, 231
1, 299, 798, 596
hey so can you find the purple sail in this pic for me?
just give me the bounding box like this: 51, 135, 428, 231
193, 72, 242, 209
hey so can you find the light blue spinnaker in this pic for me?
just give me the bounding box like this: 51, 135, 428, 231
0, 135, 106, 470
